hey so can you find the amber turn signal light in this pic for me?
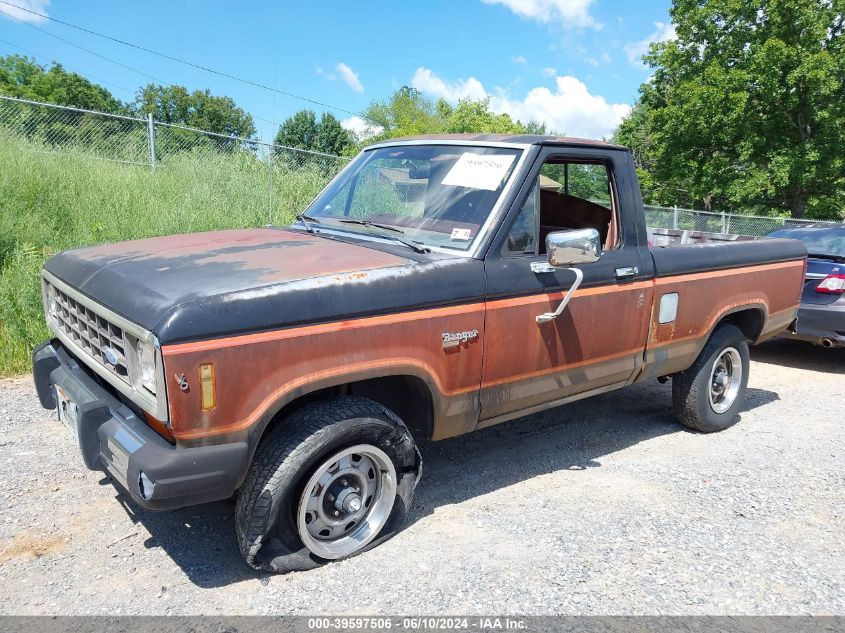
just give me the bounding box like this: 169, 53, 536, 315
199, 363, 216, 411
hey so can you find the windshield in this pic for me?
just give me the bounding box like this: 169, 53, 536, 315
303, 144, 523, 251
768, 227, 845, 258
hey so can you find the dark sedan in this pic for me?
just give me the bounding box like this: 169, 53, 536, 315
768, 225, 845, 348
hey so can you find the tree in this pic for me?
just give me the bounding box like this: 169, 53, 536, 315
274, 109, 318, 151
0, 55, 122, 112
314, 112, 353, 156
134, 84, 255, 140
362, 87, 445, 140
275, 110, 352, 156
0, 55, 136, 155
444, 97, 544, 134
274, 110, 353, 156
359, 86, 547, 147
615, 0, 845, 219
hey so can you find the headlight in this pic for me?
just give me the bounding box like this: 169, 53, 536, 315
43, 282, 58, 320
136, 339, 157, 395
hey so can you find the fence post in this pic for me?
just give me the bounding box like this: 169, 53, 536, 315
267, 147, 274, 227
721, 210, 727, 234
147, 113, 156, 171
673, 205, 678, 229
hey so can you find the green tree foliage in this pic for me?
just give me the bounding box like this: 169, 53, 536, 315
0, 54, 122, 112
314, 112, 353, 156
359, 86, 546, 146
0, 55, 137, 156
615, 0, 845, 219
274, 109, 318, 150
442, 98, 545, 134
362, 87, 444, 139
133, 84, 256, 153
274, 110, 353, 156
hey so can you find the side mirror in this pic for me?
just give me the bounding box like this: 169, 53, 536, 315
531, 228, 601, 324
547, 228, 601, 267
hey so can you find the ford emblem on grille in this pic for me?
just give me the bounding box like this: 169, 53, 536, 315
102, 347, 125, 366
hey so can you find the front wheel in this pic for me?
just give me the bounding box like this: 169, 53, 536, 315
672, 323, 750, 433
235, 396, 421, 573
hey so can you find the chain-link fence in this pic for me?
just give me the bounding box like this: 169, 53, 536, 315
644, 204, 844, 238
2, 93, 843, 236
0, 94, 350, 224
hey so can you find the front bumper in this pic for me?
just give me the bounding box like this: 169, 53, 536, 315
32, 340, 249, 510
784, 302, 845, 347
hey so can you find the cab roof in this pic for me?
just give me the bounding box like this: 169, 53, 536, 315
366, 133, 629, 152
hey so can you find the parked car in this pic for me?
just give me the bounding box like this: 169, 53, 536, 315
32, 134, 806, 573
766, 225, 845, 348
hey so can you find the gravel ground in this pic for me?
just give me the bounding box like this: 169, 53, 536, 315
0, 339, 842, 616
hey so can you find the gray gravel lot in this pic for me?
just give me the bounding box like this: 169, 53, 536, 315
0, 339, 843, 615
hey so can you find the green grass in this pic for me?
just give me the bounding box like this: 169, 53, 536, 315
0, 132, 341, 374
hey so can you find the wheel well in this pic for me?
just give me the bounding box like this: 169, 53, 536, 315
259, 375, 435, 446
718, 307, 765, 342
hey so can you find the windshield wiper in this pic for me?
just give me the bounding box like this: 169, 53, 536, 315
807, 252, 845, 263
338, 219, 431, 254
340, 218, 404, 234
295, 213, 321, 233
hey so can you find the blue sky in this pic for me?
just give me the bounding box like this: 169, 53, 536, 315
0, 0, 674, 141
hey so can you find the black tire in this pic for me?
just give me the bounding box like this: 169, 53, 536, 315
672, 323, 750, 433
235, 396, 421, 573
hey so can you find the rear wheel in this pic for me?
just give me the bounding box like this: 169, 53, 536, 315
672, 324, 750, 433
235, 396, 421, 573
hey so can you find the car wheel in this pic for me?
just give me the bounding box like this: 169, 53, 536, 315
671, 323, 750, 433
235, 396, 421, 573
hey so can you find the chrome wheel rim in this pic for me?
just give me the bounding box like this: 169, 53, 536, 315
296, 444, 396, 560
709, 347, 742, 414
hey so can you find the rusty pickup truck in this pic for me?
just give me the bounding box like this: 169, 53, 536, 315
32, 134, 806, 572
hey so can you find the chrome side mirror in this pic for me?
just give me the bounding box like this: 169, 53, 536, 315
547, 228, 601, 267
531, 228, 601, 324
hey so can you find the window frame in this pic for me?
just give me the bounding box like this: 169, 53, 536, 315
500, 154, 623, 259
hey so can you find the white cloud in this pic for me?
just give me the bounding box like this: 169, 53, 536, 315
584, 52, 612, 67
482, 0, 601, 30
542, 66, 557, 77
412, 67, 630, 139
0, 0, 49, 23
335, 62, 364, 93
512, 55, 528, 64
624, 21, 676, 66
341, 115, 383, 141
490, 76, 630, 138
411, 67, 487, 101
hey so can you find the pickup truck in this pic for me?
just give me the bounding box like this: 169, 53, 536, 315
32, 134, 807, 573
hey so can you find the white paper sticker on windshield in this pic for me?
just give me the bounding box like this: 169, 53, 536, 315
450, 227, 472, 241
441, 152, 516, 191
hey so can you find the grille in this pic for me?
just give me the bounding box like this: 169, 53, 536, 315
47, 282, 130, 383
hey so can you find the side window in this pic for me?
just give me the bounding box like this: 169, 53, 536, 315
504, 181, 538, 255
546, 163, 612, 210
503, 157, 620, 256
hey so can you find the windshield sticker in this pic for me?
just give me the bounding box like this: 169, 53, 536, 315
450, 227, 473, 241
441, 152, 516, 191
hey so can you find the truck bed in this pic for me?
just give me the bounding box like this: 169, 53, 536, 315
649, 236, 806, 277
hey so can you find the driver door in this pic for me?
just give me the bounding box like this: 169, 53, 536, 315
479, 150, 653, 424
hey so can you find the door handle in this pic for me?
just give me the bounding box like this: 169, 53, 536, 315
615, 266, 639, 278
531, 261, 555, 274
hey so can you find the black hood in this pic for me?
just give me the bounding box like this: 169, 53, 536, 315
44, 228, 485, 343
